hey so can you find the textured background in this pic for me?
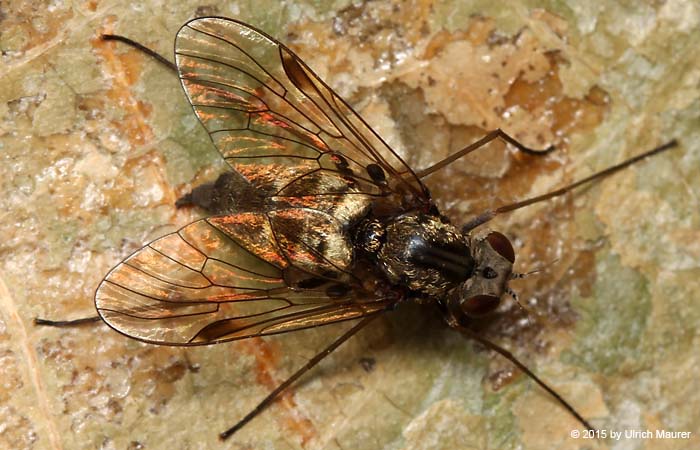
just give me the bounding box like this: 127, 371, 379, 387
1, 1, 698, 449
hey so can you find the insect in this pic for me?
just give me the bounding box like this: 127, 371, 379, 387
37, 16, 678, 441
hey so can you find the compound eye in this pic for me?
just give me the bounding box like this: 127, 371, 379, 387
462, 294, 500, 316
486, 231, 515, 263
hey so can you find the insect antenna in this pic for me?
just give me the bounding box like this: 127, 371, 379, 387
504, 287, 531, 315
463, 139, 679, 231
101, 34, 177, 73
510, 256, 560, 281
506, 256, 561, 313
454, 324, 596, 432
220, 313, 381, 440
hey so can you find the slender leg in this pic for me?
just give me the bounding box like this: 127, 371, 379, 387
453, 323, 595, 431
462, 139, 679, 232
35, 316, 102, 326
101, 34, 178, 73
220, 313, 381, 440
416, 129, 555, 179
34, 39, 173, 330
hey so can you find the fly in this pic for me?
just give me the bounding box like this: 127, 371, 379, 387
36, 16, 679, 441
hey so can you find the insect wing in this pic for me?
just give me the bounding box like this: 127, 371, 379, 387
95, 216, 392, 345
174, 17, 430, 211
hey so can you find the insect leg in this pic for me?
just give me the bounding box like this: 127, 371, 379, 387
220, 313, 382, 440
462, 139, 679, 232
101, 34, 177, 73
34, 316, 102, 326
416, 129, 555, 178
453, 323, 596, 431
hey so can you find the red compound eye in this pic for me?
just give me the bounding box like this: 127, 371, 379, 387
462, 295, 500, 316
486, 231, 515, 263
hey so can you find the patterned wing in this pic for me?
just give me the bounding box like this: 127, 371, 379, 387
95, 216, 394, 346
174, 17, 430, 212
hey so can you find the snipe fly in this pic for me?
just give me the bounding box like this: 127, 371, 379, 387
36, 16, 679, 441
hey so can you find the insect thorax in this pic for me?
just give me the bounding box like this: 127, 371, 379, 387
355, 213, 475, 297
